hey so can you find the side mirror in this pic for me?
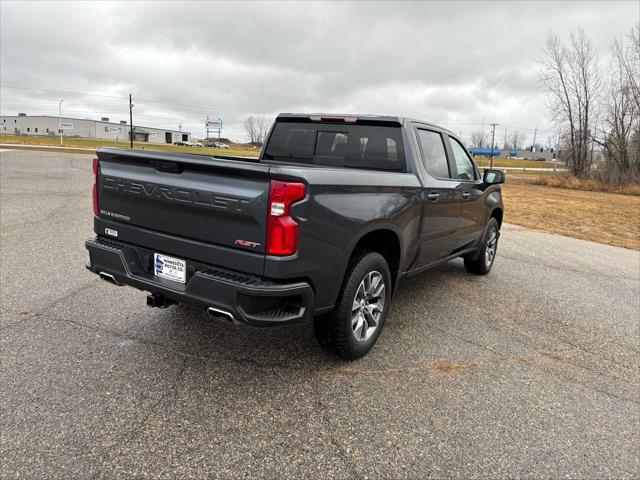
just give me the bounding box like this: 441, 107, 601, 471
483, 169, 505, 185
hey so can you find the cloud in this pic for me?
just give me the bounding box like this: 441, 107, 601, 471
0, 0, 634, 143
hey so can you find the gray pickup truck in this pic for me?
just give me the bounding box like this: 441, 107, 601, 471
85, 113, 505, 358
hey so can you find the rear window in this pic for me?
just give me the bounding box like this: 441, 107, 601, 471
263, 122, 405, 171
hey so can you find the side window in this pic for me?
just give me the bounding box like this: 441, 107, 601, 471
416, 129, 450, 178
449, 137, 477, 181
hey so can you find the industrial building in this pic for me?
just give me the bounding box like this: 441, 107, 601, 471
1, 113, 190, 144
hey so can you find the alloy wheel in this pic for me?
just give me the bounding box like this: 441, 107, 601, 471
351, 271, 385, 342
485, 227, 498, 267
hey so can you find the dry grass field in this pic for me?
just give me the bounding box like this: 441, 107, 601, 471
503, 176, 640, 250
533, 174, 640, 195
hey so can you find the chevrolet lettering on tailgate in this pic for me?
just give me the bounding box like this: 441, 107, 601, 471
102, 176, 251, 213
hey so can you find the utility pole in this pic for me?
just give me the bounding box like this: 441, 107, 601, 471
58, 99, 64, 146
489, 123, 499, 168
218, 117, 222, 145
532, 125, 538, 149
503, 126, 508, 149
129, 93, 134, 149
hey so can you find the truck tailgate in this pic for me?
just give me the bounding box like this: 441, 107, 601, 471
96, 148, 270, 255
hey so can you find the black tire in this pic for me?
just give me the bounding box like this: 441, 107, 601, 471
464, 217, 500, 275
313, 251, 392, 360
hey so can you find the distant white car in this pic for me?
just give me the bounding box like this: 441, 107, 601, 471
174, 140, 202, 147
177, 140, 203, 147
214, 141, 229, 149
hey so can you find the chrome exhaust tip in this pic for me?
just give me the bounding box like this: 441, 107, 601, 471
99, 271, 122, 286
207, 307, 240, 324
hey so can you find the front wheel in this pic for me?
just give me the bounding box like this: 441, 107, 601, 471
313, 252, 391, 360
464, 217, 500, 275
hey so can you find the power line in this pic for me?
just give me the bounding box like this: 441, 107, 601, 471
0, 84, 127, 100
0, 105, 189, 123
0, 84, 245, 113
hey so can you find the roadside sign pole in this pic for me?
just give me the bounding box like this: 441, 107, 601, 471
58, 99, 64, 146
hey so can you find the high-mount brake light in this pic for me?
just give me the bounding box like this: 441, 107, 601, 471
266, 180, 306, 256
92, 157, 99, 217
309, 115, 358, 123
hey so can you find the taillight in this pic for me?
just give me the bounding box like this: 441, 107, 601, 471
92, 157, 99, 216
266, 180, 306, 256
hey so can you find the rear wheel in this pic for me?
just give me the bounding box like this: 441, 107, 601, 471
464, 217, 500, 275
313, 252, 391, 359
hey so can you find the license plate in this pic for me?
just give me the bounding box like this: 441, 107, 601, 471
154, 253, 186, 283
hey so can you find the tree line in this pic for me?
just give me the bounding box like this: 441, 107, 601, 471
540, 25, 639, 184
471, 128, 528, 151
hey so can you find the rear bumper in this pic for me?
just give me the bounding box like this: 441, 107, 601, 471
85, 235, 315, 326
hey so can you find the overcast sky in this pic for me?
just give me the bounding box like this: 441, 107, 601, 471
0, 1, 636, 144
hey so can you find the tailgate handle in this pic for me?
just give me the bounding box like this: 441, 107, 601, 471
150, 160, 183, 174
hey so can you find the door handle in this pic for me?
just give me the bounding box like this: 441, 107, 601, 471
427, 192, 440, 201
462, 192, 471, 200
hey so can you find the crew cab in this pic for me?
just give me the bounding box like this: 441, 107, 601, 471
85, 114, 505, 359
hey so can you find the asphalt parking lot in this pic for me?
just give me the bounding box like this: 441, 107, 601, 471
1, 150, 639, 479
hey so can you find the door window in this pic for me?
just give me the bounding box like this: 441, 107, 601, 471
416, 129, 450, 179
449, 137, 477, 181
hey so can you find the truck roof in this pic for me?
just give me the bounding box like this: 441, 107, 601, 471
276, 113, 455, 135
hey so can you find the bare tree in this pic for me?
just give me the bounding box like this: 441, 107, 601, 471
594, 25, 640, 183
539, 28, 603, 177
471, 128, 489, 148
244, 115, 272, 146
508, 130, 525, 150
613, 23, 640, 112
243, 116, 258, 145
255, 115, 272, 145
